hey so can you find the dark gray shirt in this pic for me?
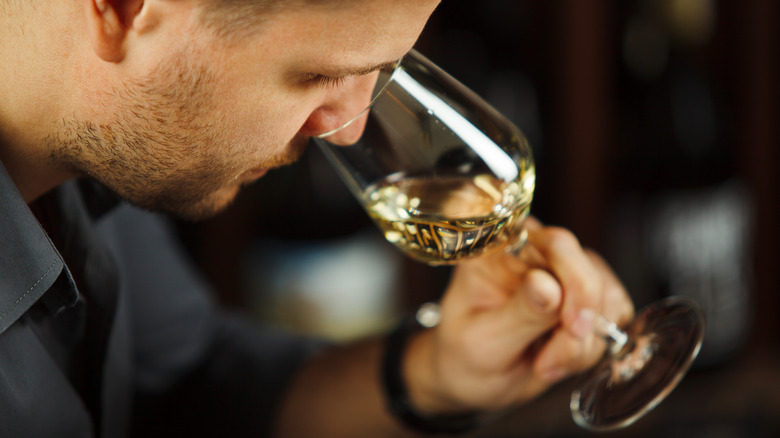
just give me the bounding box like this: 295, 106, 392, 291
0, 161, 319, 438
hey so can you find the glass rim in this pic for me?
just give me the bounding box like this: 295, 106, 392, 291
315, 49, 422, 139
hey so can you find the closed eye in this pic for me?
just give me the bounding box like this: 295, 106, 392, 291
308, 74, 348, 89
303, 58, 399, 89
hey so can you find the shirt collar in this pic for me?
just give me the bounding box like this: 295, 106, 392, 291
0, 159, 69, 334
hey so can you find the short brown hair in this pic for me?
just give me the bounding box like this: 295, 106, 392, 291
197, 0, 350, 41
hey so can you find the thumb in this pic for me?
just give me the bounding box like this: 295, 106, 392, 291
474, 268, 563, 356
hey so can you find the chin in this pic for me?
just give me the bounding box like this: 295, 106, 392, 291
152, 183, 242, 222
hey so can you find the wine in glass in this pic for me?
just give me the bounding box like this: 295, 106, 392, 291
313, 49, 705, 431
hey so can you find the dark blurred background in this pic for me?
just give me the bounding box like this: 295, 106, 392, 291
177, 0, 779, 436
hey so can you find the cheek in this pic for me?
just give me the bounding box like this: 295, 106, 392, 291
207, 64, 326, 160
221, 93, 321, 155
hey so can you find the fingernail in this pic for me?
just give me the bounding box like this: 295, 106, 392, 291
528, 287, 551, 312
571, 309, 595, 339
541, 367, 568, 383
525, 270, 560, 313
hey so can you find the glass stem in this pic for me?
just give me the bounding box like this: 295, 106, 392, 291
593, 313, 629, 355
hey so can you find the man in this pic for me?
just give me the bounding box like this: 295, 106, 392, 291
0, 0, 634, 437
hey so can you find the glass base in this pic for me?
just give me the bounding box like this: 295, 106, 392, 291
570, 297, 705, 431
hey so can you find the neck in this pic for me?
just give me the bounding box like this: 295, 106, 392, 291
0, 3, 81, 202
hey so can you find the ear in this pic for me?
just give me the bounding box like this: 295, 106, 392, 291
84, 0, 146, 63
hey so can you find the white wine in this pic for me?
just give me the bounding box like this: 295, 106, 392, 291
363, 172, 534, 265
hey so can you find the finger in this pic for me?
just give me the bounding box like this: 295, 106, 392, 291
531, 327, 605, 383
531, 252, 635, 382
502, 243, 548, 277
449, 233, 550, 310
484, 268, 562, 339
503, 216, 548, 272
450, 268, 562, 370
585, 250, 635, 326
524, 215, 544, 231
446, 253, 527, 311
526, 226, 601, 339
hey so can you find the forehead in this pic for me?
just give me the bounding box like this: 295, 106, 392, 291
199, 0, 357, 40
259, 0, 437, 70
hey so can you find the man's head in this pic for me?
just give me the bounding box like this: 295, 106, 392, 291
0, 0, 439, 220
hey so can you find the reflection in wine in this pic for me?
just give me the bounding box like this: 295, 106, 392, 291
364, 172, 534, 264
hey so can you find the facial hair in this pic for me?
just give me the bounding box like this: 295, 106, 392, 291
47, 51, 307, 221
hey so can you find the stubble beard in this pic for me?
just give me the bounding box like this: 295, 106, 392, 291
48, 53, 307, 221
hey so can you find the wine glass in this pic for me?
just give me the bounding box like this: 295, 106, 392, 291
313, 49, 705, 431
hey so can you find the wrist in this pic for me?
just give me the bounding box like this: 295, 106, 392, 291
381, 316, 481, 434
403, 326, 456, 414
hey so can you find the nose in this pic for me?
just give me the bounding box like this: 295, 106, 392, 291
299, 72, 378, 145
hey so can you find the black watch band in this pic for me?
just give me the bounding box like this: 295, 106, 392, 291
381, 317, 481, 435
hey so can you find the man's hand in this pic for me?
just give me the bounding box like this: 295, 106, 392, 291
274, 217, 634, 438
404, 217, 635, 415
